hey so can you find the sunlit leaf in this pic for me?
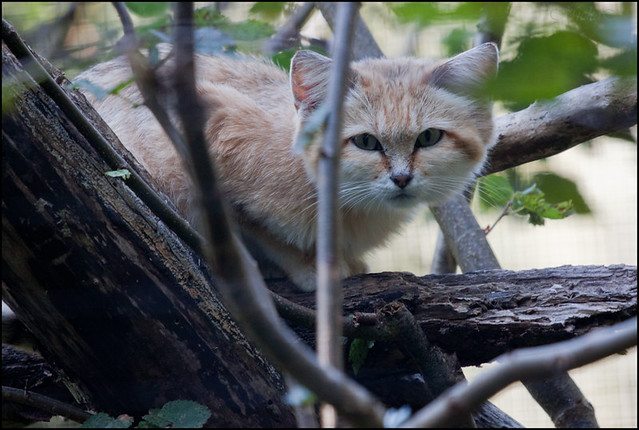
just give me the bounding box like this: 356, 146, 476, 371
249, 2, 288, 20
125, 2, 168, 18
105, 169, 131, 180
493, 31, 598, 110
531, 172, 591, 214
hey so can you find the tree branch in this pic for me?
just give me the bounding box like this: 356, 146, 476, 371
2, 386, 92, 424
486, 76, 637, 175
316, 2, 384, 61
316, 2, 359, 426
169, 3, 387, 427
263, 2, 315, 55
399, 317, 637, 428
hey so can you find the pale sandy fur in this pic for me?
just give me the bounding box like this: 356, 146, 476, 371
76, 43, 498, 290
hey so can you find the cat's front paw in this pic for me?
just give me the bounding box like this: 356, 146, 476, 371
289, 270, 317, 292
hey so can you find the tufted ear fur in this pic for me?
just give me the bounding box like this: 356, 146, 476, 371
429, 42, 499, 98
289, 50, 335, 119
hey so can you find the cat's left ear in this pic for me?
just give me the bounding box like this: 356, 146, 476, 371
290, 50, 332, 117
429, 42, 499, 98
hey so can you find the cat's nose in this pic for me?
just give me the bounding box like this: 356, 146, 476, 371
391, 174, 413, 189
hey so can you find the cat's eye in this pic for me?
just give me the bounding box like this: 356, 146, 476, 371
351, 133, 383, 151
415, 128, 444, 149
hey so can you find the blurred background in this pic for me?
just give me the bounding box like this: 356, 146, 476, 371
2, 2, 636, 427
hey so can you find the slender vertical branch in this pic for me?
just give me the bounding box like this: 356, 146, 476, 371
316, 2, 359, 426
169, 3, 387, 427
429, 195, 500, 272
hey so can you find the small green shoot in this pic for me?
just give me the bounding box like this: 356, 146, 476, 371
478, 174, 575, 233
81, 400, 211, 428
105, 169, 131, 180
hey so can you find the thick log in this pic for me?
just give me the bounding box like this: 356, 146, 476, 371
272, 264, 637, 366
1, 39, 296, 427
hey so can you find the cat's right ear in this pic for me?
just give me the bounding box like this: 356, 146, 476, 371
290, 50, 332, 118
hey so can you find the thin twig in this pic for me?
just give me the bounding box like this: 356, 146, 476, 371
483, 195, 514, 235
399, 317, 637, 428
2, 386, 92, 424
316, 2, 360, 426
168, 3, 387, 427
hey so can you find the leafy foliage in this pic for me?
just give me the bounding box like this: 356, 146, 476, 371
124, 2, 168, 18
478, 174, 576, 227
494, 31, 598, 110
81, 400, 211, 428
390, 2, 636, 111
82, 413, 134, 428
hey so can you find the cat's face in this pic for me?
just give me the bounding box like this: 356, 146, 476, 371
290, 43, 499, 212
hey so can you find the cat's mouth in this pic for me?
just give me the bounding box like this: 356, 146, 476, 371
389, 192, 417, 205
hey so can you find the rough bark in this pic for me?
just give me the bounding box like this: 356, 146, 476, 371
2, 40, 296, 427
272, 264, 637, 366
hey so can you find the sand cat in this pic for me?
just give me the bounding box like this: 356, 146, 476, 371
76, 42, 498, 290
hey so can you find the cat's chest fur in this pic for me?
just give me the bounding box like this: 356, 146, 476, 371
76, 43, 498, 291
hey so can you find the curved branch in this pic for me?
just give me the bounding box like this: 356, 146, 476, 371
486, 76, 637, 175
399, 317, 637, 428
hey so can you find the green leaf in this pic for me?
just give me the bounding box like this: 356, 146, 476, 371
249, 2, 288, 20
348, 338, 375, 376
493, 31, 598, 110
125, 2, 168, 18
224, 19, 275, 41
512, 186, 574, 226
391, 2, 483, 27
141, 400, 211, 428
105, 169, 131, 180
193, 7, 274, 43
531, 172, 591, 214
81, 412, 133, 428
271, 49, 297, 72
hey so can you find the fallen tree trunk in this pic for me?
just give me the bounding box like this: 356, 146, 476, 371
2, 38, 297, 427
271, 264, 637, 366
